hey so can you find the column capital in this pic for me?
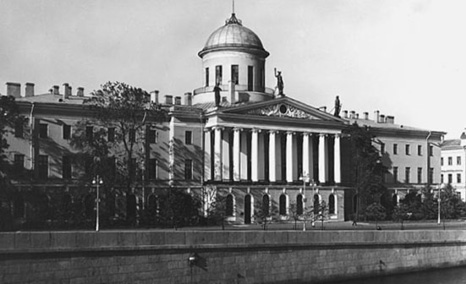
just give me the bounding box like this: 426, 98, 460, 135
251, 128, 261, 134
233, 127, 243, 132
268, 129, 279, 135
334, 133, 341, 138
212, 126, 224, 131
319, 133, 327, 138
286, 131, 295, 135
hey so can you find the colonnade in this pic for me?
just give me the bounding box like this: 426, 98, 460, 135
204, 127, 341, 184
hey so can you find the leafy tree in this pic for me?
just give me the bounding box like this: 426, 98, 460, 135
392, 203, 410, 230
365, 202, 387, 229
345, 123, 388, 222
313, 201, 329, 230
206, 194, 227, 230
399, 191, 423, 220
158, 189, 201, 229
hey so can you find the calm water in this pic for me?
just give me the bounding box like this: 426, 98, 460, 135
328, 266, 466, 284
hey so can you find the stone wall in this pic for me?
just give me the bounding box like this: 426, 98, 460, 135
1, 230, 466, 283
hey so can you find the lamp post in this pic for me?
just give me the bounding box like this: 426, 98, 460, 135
299, 174, 310, 231
92, 175, 103, 232
437, 183, 446, 225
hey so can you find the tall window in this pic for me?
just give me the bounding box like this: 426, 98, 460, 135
429, 168, 434, 184
184, 159, 193, 180
63, 124, 71, 139
441, 157, 444, 166
14, 154, 24, 171
38, 155, 48, 179
448, 157, 453, 165
418, 145, 422, 156
205, 67, 209, 86
279, 194, 287, 215
329, 194, 335, 214
393, 167, 398, 182
457, 173, 462, 184
231, 64, 239, 84
393, 144, 398, 155
15, 120, 23, 138
185, 131, 192, 145
457, 156, 462, 165
297, 194, 303, 215
448, 174, 453, 184
226, 194, 234, 216
417, 167, 422, 184
86, 126, 93, 142
215, 65, 222, 84
405, 144, 410, 155
405, 167, 410, 183
148, 159, 158, 180
262, 195, 270, 217
107, 127, 115, 142
39, 123, 48, 138
441, 174, 444, 183
248, 66, 254, 91
62, 156, 71, 179
429, 145, 433, 156
148, 129, 157, 144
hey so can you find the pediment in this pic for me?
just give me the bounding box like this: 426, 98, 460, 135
245, 103, 320, 119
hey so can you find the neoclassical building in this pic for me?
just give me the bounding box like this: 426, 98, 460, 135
440, 132, 466, 200
3, 12, 444, 224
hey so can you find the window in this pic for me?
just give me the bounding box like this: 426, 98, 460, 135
215, 65, 222, 84
448, 157, 453, 166
457, 173, 462, 184
184, 159, 193, 180
418, 145, 422, 156
441, 157, 444, 166
441, 174, 444, 183
14, 154, 24, 171
226, 194, 234, 216
205, 67, 209, 86
231, 64, 239, 84
63, 124, 71, 139
393, 167, 398, 183
148, 159, 158, 180
405, 167, 410, 183
39, 123, 48, 138
448, 174, 453, 184
86, 126, 93, 142
248, 65, 254, 91
429, 145, 433, 156
417, 167, 422, 184
429, 168, 434, 184
329, 194, 335, 214
297, 194, 303, 215
148, 129, 157, 144
393, 144, 398, 155
15, 120, 23, 138
38, 155, 48, 179
279, 194, 287, 215
405, 144, 410, 155
62, 156, 71, 179
185, 131, 192, 145
129, 129, 136, 142
457, 156, 462, 165
380, 143, 385, 154
108, 127, 115, 142
262, 195, 270, 216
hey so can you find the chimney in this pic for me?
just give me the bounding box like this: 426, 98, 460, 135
342, 110, 348, 119
63, 83, 71, 99
25, 83, 35, 97
175, 96, 181, 105
379, 114, 385, 123
150, 90, 159, 104
386, 115, 395, 124
229, 81, 235, 103
165, 95, 173, 105
363, 112, 369, 120
6, 82, 21, 98
350, 111, 355, 119
374, 110, 380, 123
77, 87, 84, 97
53, 85, 59, 95
184, 92, 192, 106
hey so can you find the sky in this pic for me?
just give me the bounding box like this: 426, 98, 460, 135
1, 0, 465, 139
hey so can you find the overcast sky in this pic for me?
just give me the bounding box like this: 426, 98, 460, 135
1, 0, 465, 139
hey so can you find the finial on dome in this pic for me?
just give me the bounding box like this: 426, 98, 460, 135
225, 13, 242, 25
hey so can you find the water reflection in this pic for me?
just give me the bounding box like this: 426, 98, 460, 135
328, 266, 466, 284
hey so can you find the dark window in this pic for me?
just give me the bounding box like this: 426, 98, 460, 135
418, 145, 422, 156
15, 120, 23, 138
38, 155, 48, 179
205, 67, 209, 86
279, 194, 287, 215
148, 158, 158, 180
393, 144, 398, 155
441, 174, 444, 183
448, 157, 453, 165
148, 129, 157, 144
215, 65, 222, 84
14, 154, 24, 171
184, 159, 193, 180
405, 167, 410, 183
297, 194, 303, 215
86, 126, 93, 142
107, 127, 115, 142
262, 195, 270, 217
329, 194, 335, 214
457, 156, 462, 165
248, 65, 253, 91
457, 173, 462, 183
417, 167, 422, 184
405, 144, 410, 155
393, 167, 398, 183
129, 129, 136, 143
226, 194, 234, 216
429, 145, 433, 156
63, 124, 71, 139
62, 156, 71, 179
231, 64, 239, 84
429, 168, 434, 184
448, 174, 453, 184
39, 123, 48, 138
185, 131, 192, 145
441, 157, 444, 166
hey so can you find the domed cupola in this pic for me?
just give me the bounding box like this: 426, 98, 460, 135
198, 13, 269, 58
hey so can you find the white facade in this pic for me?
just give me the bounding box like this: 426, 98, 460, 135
441, 134, 466, 200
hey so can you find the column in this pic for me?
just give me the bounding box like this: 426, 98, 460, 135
204, 129, 212, 182
309, 134, 314, 182
251, 128, 259, 182
222, 129, 230, 180
286, 131, 294, 183
240, 131, 248, 180
334, 134, 341, 184
318, 133, 327, 183
233, 128, 241, 181
269, 131, 277, 182
302, 133, 310, 179
214, 127, 222, 181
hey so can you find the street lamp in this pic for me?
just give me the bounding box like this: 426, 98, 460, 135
92, 175, 103, 232
437, 183, 447, 225
299, 174, 310, 231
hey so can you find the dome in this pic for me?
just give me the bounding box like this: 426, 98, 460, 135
198, 14, 269, 58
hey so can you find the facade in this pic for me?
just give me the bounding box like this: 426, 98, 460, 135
2, 13, 445, 224
440, 132, 466, 200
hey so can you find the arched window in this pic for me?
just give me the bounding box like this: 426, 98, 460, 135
329, 194, 335, 214
262, 195, 270, 217
279, 194, 287, 215
297, 194, 303, 215
244, 194, 252, 224
226, 194, 234, 216
313, 194, 319, 214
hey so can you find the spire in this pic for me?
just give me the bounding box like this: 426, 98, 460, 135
232, 0, 235, 14
225, 13, 242, 25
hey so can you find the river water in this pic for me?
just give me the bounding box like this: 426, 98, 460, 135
328, 266, 466, 284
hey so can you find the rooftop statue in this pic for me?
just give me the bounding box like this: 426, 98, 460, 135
275, 68, 284, 97
334, 95, 341, 118
214, 82, 222, 107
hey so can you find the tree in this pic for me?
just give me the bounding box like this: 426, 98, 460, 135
365, 202, 387, 229
206, 194, 227, 230
289, 203, 301, 230
392, 203, 410, 230
345, 123, 388, 222
314, 201, 329, 230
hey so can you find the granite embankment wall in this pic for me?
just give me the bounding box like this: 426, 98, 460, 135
1, 230, 466, 283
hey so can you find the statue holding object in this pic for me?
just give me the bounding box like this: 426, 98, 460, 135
274, 68, 284, 96
214, 82, 222, 107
